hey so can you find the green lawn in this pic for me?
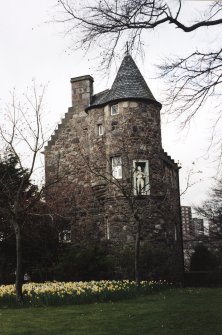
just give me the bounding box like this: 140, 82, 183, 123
0, 288, 221, 335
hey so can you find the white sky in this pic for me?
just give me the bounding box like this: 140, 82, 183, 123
0, 0, 221, 209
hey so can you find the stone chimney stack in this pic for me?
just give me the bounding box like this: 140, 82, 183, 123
70, 75, 94, 109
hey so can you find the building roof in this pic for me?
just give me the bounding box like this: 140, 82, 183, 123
87, 54, 161, 110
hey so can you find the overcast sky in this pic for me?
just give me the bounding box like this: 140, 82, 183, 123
0, 0, 221, 209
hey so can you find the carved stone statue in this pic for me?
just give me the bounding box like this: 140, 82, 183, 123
136, 165, 145, 194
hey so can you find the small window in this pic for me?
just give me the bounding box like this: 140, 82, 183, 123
105, 217, 110, 240
59, 230, 71, 243
174, 225, 177, 241
111, 104, 119, 115
111, 120, 118, 131
98, 124, 104, 136
111, 156, 122, 179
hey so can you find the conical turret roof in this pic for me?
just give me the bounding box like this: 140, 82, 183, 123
88, 54, 160, 109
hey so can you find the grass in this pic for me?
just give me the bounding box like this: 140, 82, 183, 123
0, 288, 222, 335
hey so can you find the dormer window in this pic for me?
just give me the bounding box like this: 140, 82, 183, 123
97, 124, 104, 136
111, 104, 119, 115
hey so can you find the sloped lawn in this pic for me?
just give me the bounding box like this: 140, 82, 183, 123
0, 288, 222, 335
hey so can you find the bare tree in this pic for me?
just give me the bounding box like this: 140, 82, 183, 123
195, 178, 222, 241
0, 84, 49, 303
56, 0, 222, 60
55, 0, 222, 162
180, 164, 203, 198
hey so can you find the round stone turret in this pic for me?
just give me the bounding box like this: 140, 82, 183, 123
87, 54, 161, 110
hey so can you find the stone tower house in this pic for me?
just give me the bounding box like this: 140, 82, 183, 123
45, 54, 183, 280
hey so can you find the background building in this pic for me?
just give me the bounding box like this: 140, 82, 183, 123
181, 206, 193, 240
181, 206, 206, 269
192, 218, 204, 237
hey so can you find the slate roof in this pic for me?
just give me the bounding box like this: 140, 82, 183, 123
88, 54, 160, 110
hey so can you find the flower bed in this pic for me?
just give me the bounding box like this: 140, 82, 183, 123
0, 280, 172, 307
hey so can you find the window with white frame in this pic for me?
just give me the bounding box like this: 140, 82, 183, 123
111, 156, 122, 179
133, 160, 149, 195
111, 104, 119, 115
97, 124, 104, 136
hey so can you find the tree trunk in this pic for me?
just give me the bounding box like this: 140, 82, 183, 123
14, 220, 23, 304
135, 219, 141, 288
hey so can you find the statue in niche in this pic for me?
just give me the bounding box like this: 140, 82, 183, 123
135, 165, 145, 195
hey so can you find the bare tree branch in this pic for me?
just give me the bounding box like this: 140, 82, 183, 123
54, 0, 222, 164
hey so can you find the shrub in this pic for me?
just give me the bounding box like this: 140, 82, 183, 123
190, 245, 218, 271
53, 243, 115, 281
